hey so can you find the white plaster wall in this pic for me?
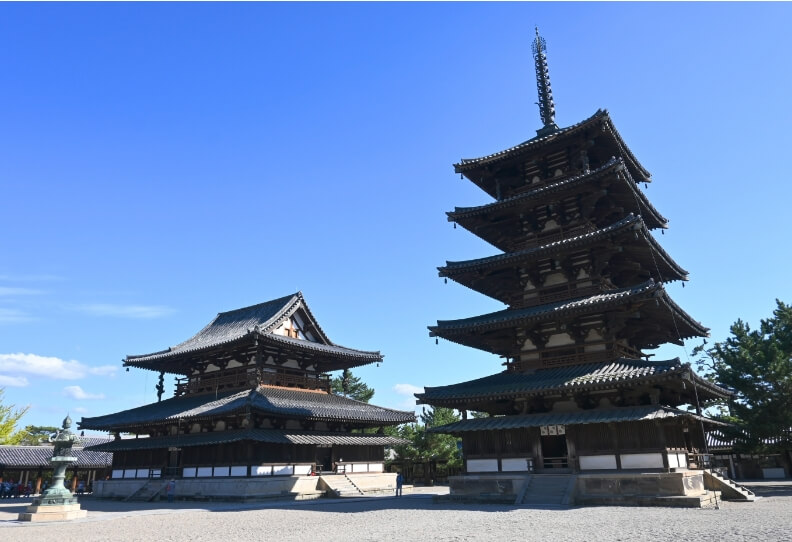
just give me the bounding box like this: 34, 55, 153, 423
252, 466, 272, 476
579, 455, 618, 470
501, 458, 532, 472
763, 467, 785, 479
467, 459, 499, 473
620, 453, 664, 469
668, 453, 679, 468
546, 333, 574, 347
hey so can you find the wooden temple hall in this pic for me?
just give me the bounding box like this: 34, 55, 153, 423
79, 293, 413, 499
415, 29, 746, 506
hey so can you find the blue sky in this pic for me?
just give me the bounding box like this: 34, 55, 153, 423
1, 3, 790, 431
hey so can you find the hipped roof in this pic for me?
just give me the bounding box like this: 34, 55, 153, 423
79, 385, 415, 432
124, 292, 382, 373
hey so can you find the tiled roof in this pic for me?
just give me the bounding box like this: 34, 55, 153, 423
448, 157, 666, 230
430, 279, 708, 340
125, 292, 381, 366
0, 441, 113, 469
79, 386, 415, 431
427, 405, 727, 434
440, 214, 687, 282
454, 110, 650, 182
85, 429, 407, 452
418, 358, 686, 403
432, 280, 655, 332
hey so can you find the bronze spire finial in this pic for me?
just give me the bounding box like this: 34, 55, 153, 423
532, 26, 559, 137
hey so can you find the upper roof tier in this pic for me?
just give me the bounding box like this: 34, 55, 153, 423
439, 214, 688, 305
124, 292, 382, 375
454, 110, 651, 200
429, 279, 708, 357
448, 158, 667, 253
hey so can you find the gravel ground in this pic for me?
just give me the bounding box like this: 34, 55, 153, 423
1, 482, 791, 542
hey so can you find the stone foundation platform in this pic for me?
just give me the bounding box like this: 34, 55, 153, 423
443, 470, 720, 508
18, 503, 88, 522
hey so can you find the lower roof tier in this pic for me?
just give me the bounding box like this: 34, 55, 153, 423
429, 279, 708, 356
416, 358, 730, 409
78, 385, 415, 432
426, 405, 726, 435
85, 428, 407, 452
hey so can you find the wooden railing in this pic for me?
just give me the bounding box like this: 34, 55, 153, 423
515, 222, 598, 251
508, 342, 644, 371
175, 371, 331, 396
516, 283, 612, 308
542, 456, 569, 469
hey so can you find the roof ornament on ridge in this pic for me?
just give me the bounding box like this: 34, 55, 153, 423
532, 26, 560, 137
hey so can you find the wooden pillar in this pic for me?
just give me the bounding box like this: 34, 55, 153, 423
656, 422, 669, 470
70, 472, 78, 491
35, 468, 42, 494
610, 423, 622, 470
565, 426, 577, 472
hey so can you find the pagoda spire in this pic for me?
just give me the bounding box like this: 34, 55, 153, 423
532, 26, 559, 137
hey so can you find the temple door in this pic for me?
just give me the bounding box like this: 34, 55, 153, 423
168, 448, 181, 477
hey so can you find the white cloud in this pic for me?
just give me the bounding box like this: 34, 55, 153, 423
393, 383, 423, 396
0, 353, 117, 380
63, 385, 105, 400
0, 308, 34, 324
73, 407, 88, 414
0, 287, 43, 296
74, 304, 175, 319
0, 374, 29, 387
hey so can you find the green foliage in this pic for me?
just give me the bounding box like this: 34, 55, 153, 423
0, 388, 30, 444
386, 406, 462, 468
331, 369, 374, 403
17, 425, 59, 446
694, 300, 792, 452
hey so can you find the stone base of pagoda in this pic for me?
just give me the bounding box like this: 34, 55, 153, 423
441, 470, 718, 507
575, 470, 720, 508
18, 501, 87, 522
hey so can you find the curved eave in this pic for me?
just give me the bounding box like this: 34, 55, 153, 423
124, 330, 382, 374
79, 387, 414, 432
426, 406, 728, 435
440, 214, 688, 284
448, 159, 667, 235
430, 280, 661, 338
454, 110, 650, 183
124, 333, 253, 372
417, 360, 686, 406
656, 291, 710, 340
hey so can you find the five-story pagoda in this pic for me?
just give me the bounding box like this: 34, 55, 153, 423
417, 30, 730, 500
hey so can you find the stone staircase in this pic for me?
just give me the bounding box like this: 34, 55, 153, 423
515, 475, 576, 506
320, 474, 364, 497
123, 479, 169, 502
703, 471, 756, 501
